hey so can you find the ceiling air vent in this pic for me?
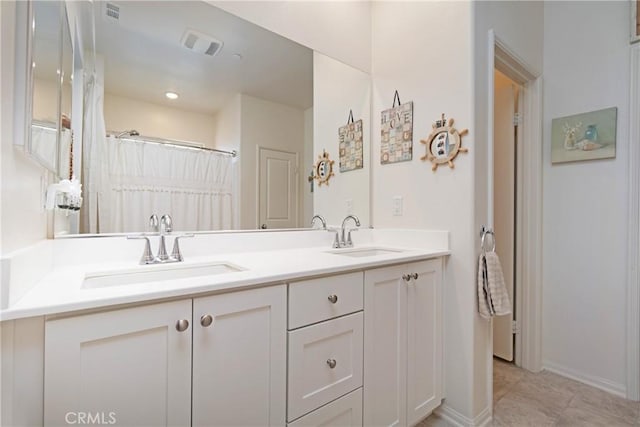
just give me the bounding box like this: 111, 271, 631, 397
180, 29, 223, 57
104, 2, 120, 21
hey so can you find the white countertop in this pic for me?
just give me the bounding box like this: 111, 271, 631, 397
0, 229, 450, 321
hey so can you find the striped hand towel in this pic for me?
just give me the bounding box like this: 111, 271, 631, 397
477, 251, 512, 319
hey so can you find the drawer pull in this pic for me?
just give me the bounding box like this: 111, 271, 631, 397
175, 319, 190, 332
402, 274, 411, 282
328, 294, 338, 304
412, 273, 419, 280
200, 314, 213, 327
326, 358, 337, 369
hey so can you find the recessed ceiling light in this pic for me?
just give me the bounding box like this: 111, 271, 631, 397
165, 91, 179, 100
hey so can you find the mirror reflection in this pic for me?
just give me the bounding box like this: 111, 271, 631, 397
30, 1, 72, 176
76, 1, 313, 234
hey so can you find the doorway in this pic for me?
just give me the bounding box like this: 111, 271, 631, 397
257, 147, 299, 230
492, 69, 522, 362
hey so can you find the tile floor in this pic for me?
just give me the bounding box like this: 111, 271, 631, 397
420, 358, 640, 426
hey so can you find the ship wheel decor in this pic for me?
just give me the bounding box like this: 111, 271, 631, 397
420, 114, 469, 171
314, 150, 335, 186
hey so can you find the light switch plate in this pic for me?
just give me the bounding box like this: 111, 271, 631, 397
392, 196, 403, 216
346, 199, 353, 214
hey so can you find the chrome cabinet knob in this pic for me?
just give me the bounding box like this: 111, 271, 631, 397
326, 358, 337, 369
412, 273, 419, 280
200, 314, 213, 327
175, 319, 189, 332
328, 294, 338, 304
402, 274, 411, 282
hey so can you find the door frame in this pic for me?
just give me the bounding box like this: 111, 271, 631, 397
487, 30, 543, 373
627, 44, 640, 401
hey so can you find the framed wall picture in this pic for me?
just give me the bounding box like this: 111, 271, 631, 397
550, 107, 617, 164
339, 119, 364, 172
380, 101, 413, 164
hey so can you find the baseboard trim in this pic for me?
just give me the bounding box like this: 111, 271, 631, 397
542, 360, 626, 398
435, 404, 492, 427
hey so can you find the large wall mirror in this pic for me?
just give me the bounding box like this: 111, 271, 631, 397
26, 1, 73, 177
52, 0, 370, 236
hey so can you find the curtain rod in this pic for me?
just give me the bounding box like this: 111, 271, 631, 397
108, 132, 237, 157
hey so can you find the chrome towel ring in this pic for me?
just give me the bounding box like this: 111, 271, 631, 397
480, 227, 496, 252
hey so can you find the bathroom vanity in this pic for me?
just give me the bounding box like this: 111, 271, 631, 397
0, 229, 448, 426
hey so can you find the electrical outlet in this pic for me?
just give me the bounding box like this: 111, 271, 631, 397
345, 199, 353, 214
392, 196, 403, 216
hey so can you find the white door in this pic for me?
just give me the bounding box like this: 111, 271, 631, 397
406, 260, 443, 425
258, 147, 299, 229
192, 285, 287, 426
363, 264, 407, 427
493, 69, 517, 361
44, 300, 192, 426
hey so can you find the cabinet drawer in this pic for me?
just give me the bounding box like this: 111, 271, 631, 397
288, 388, 363, 427
289, 272, 363, 329
288, 312, 363, 421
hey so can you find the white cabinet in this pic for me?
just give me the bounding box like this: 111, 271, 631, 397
44, 300, 192, 426
44, 285, 287, 427
363, 259, 443, 427
287, 273, 364, 424
193, 285, 286, 426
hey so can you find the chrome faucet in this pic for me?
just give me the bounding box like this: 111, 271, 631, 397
340, 215, 360, 248
311, 214, 327, 229
329, 215, 360, 248
149, 214, 159, 233
128, 214, 193, 264
157, 214, 172, 261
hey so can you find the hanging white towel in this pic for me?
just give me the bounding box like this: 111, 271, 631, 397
477, 251, 512, 319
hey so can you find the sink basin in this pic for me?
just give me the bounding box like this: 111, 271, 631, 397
327, 247, 405, 258
82, 262, 244, 289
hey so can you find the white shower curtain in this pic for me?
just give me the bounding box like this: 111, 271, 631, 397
81, 78, 234, 233
81, 76, 107, 233
98, 138, 234, 233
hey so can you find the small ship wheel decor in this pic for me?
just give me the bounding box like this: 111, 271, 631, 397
420, 113, 469, 171
314, 150, 335, 186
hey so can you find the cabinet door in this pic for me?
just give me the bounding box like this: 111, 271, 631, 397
44, 300, 192, 427
406, 259, 443, 425
192, 285, 287, 426
363, 264, 408, 427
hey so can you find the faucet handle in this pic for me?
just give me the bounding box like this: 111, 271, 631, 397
127, 235, 156, 265
345, 228, 359, 247
327, 227, 341, 248
171, 234, 194, 262
161, 214, 173, 233
149, 214, 159, 233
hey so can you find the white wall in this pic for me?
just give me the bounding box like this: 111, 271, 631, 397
371, 1, 480, 420
472, 0, 544, 416
210, 1, 371, 73
1, 1, 50, 256
103, 93, 217, 148
313, 52, 371, 228
238, 94, 305, 230
542, 0, 630, 395
32, 78, 58, 124
212, 94, 241, 229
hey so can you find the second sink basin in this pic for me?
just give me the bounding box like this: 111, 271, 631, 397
82, 262, 244, 289
327, 247, 405, 258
